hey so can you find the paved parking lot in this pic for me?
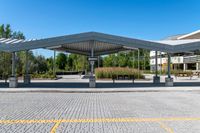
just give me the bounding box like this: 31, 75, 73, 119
0, 91, 200, 133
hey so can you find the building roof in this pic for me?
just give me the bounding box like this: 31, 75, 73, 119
177, 30, 200, 40
163, 29, 200, 40
156, 39, 200, 45
164, 34, 186, 40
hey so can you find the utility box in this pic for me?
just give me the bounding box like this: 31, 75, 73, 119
9, 76, 18, 88
89, 76, 96, 88
24, 75, 31, 84
165, 77, 173, 87
153, 76, 160, 84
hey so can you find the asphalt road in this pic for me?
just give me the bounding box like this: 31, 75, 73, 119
0, 91, 200, 133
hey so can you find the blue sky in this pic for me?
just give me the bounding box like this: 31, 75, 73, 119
1, 0, 200, 57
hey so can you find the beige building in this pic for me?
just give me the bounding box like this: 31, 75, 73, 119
150, 30, 200, 71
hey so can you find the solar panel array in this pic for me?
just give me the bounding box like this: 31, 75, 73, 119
0, 38, 36, 44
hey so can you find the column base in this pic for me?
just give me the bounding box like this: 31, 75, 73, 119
24, 75, 31, 84
9, 76, 18, 88
165, 77, 174, 87
89, 76, 96, 88
153, 76, 160, 84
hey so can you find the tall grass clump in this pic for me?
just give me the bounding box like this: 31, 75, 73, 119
95, 67, 144, 79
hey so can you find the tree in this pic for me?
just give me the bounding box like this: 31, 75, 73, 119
67, 55, 73, 70
46, 57, 54, 72
12, 31, 25, 39
72, 54, 88, 71
103, 54, 115, 67
0, 24, 12, 38
65, 54, 89, 71
102, 49, 150, 70
32, 55, 48, 74
56, 53, 67, 70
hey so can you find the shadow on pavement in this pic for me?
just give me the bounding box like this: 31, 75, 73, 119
0, 82, 200, 88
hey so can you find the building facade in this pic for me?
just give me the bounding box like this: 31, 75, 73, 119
150, 51, 200, 71
150, 30, 200, 71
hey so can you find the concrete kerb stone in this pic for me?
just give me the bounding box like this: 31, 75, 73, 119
0, 87, 200, 93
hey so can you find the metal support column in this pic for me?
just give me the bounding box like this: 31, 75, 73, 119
98, 56, 100, 68
9, 52, 18, 88
167, 54, 171, 78
24, 50, 31, 84
165, 53, 173, 86
155, 51, 158, 77
153, 51, 160, 83
137, 49, 140, 79
11, 52, 15, 77
160, 51, 162, 75
25, 50, 28, 76
89, 41, 96, 88
91, 47, 94, 76
143, 49, 145, 70
183, 63, 187, 71
53, 50, 56, 76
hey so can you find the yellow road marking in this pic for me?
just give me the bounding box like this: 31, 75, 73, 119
50, 121, 61, 133
0, 117, 200, 124
158, 121, 174, 133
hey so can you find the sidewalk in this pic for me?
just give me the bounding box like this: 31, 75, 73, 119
1, 75, 200, 93
1, 86, 200, 93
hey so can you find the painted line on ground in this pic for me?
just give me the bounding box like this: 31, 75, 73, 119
0, 117, 200, 124
158, 121, 174, 133
50, 121, 61, 133
1, 117, 198, 133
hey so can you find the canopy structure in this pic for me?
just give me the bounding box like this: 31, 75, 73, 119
1, 31, 200, 88
0, 32, 176, 54
0, 32, 200, 54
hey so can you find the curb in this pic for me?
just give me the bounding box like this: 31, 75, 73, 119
0, 89, 199, 93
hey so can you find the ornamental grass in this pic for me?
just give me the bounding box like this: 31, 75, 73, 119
95, 67, 144, 79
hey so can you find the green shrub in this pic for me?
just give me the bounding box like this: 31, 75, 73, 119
31, 72, 56, 79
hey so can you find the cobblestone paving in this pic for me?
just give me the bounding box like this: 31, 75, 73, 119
0, 91, 200, 132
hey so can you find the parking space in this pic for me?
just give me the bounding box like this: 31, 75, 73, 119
0, 123, 54, 133
0, 91, 200, 132
1, 117, 200, 133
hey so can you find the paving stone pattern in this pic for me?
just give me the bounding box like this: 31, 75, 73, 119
0, 92, 200, 132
